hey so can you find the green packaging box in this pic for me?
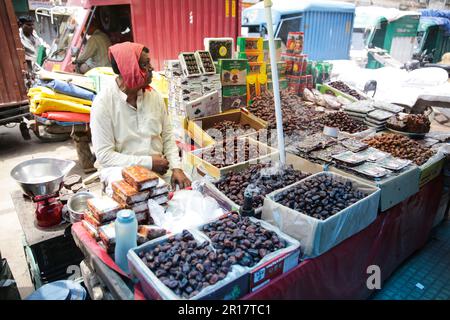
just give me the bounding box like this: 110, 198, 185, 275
219, 59, 248, 86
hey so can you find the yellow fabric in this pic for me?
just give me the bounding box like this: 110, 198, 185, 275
28, 86, 92, 106
30, 98, 91, 114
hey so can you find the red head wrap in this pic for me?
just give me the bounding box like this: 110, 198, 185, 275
108, 42, 147, 90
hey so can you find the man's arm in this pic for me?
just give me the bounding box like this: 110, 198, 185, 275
75, 36, 97, 64
160, 97, 182, 169
91, 95, 154, 169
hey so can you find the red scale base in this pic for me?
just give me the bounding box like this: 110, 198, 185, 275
33, 194, 63, 228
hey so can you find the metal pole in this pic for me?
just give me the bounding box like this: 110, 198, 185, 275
264, 0, 286, 165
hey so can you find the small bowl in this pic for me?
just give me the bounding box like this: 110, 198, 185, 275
67, 192, 95, 223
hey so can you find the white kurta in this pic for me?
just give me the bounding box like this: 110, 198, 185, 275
90, 79, 182, 172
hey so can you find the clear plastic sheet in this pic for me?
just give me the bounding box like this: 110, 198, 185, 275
148, 190, 225, 234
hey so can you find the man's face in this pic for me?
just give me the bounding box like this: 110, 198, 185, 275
139, 50, 153, 87
22, 22, 34, 37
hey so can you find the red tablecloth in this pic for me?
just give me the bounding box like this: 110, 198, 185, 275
72, 176, 443, 300
243, 176, 443, 300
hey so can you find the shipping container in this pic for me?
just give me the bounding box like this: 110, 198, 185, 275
44, 0, 242, 72
241, 0, 355, 61
0, 0, 28, 110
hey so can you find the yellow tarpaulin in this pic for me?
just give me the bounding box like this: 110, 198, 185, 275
30, 98, 91, 115
28, 86, 92, 106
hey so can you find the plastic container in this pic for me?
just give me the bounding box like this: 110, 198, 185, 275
114, 209, 138, 274
26, 280, 86, 300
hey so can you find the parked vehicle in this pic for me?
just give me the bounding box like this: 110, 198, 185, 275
415, 9, 450, 64
43, 0, 241, 73
0, 0, 31, 140
351, 6, 420, 69
241, 0, 355, 60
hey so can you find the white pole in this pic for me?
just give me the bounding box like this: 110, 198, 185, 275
264, 0, 286, 165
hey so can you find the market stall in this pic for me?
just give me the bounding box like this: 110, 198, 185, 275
10, 30, 450, 301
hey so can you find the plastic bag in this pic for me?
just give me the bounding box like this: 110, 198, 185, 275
0, 259, 21, 300
148, 190, 224, 234
100, 167, 123, 197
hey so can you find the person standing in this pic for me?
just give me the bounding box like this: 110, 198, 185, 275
18, 15, 50, 70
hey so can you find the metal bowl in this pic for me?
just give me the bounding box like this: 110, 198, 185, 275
10, 158, 76, 197
67, 192, 95, 223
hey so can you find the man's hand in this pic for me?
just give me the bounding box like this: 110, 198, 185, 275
152, 155, 169, 175
171, 169, 191, 190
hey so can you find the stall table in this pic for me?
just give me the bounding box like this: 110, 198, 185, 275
71, 174, 444, 300
11, 190, 84, 289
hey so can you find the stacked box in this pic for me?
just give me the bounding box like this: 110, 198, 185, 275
219, 59, 247, 111
263, 38, 283, 62
82, 166, 171, 253
165, 59, 222, 129
236, 37, 266, 105
286, 32, 304, 54
237, 37, 263, 52
204, 37, 234, 62
280, 32, 310, 96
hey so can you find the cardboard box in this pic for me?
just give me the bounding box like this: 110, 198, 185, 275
179, 52, 202, 77
184, 90, 221, 120
219, 59, 248, 86
328, 165, 421, 212
238, 51, 264, 63
204, 154, 324, 214
204, 37, 234, 61
222, 85, 247, 112
127, 230, 250, 300
194, 50, 216, 75
262, 171, 381, 258
186, 137, 279, 179
250, 248, 300, 292
419, 154, 445, 188
247, 62, 267, 75
185, 109, 268, 148
237, 37, 263, 52
195, 214, 301, 295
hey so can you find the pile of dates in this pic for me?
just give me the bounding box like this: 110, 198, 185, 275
318, 111, 368, 134
364, 133, 435, 165
139, 230, 231, 299
250, 90, 322, 134
275, 175, 366, 220
215, 163, 310, 209
329, 81, 365, 101
200, 138, 262, 168
211, 120, 254, 137
202, 213, 286, 268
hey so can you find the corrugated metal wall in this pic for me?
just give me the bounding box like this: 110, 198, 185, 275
302, 11, 354, 61
130, 0, 241, 70
0, 0, 28, 108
